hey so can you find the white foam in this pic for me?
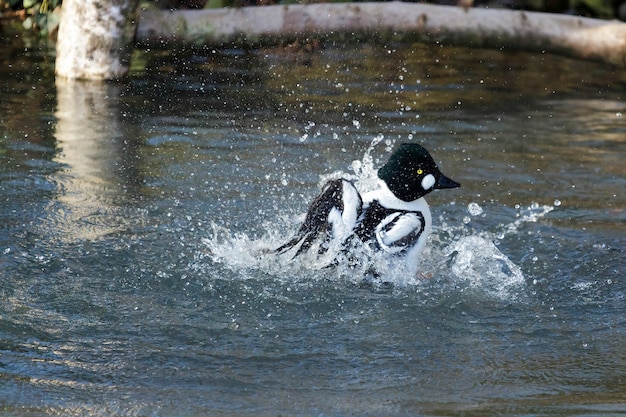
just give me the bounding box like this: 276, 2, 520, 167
444, 235, 525, 299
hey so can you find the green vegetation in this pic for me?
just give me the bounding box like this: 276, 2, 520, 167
0, 0, 61, 37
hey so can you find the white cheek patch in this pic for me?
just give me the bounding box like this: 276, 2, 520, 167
421, 174, 436, 190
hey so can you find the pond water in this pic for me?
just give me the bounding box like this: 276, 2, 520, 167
1, 39, 626, 416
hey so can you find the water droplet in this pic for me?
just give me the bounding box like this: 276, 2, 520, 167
463, 216, 471, 224
467, 202, 483, 216
553, 199, 561, 207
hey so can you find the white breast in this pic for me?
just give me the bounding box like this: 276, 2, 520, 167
363, 181, 433, 275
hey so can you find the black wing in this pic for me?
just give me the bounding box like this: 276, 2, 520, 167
275, 179, 362, 257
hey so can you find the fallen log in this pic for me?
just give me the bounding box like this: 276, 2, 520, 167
137, 2, 626, 67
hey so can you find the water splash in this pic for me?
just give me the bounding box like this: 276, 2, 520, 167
201, 139, 557, 300
444, 235, 525, 299
318, 133, 391, 192
427, 202, 555, 299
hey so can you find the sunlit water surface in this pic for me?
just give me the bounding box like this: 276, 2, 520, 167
1, 41, 626, 416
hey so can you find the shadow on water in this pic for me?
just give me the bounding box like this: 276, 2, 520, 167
1, 39, 626, 416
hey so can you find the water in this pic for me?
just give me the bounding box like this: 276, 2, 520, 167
1, 40, 626, 415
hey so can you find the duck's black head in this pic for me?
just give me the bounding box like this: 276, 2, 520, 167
378, 143, 460, 202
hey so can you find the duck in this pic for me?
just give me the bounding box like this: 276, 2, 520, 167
274, 143, 460, 275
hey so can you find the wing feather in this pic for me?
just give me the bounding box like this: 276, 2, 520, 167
375, 212, 425, 253
275, 179, 362, 257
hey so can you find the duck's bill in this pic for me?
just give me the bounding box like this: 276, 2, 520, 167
436, 174, 461, 189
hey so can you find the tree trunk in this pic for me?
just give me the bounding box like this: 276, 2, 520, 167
55, 0, 140, 80
137, 2, 626, 67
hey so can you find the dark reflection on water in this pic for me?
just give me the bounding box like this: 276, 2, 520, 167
1, 40, 626, 416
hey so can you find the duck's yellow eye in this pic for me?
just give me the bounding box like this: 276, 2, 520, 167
417, 169, 423, 175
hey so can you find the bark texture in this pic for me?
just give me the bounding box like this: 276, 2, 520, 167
55, 0, 140, 80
